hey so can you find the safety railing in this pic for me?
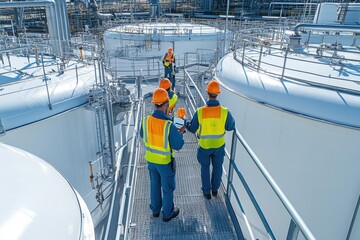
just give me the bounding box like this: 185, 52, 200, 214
183, 67, 316, 240
105, 49, 219, 81
232, 26, 360, 95
102, 78, 143, 240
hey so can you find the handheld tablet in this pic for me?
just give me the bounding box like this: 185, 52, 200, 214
173, 117, 184, 129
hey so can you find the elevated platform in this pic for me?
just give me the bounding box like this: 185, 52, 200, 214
128, 97, 237, 239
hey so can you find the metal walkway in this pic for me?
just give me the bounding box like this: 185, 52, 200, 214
128, 96, 237, 239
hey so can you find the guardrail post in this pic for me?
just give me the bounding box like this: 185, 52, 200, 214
41, 53, 52, 110
241, 41, 246, 64
75, 64, 78, 84
286, 219, 300, 240
281, 45, 289, 79
183, 53, 187, 96
197, 74, 204, 108
226, 130, 237, 199
0, 118, 5, 135
257, 45, 263, 72
136, 76, 142, 99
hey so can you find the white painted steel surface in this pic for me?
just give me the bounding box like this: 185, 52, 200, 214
0, 142, 94, 240
104, 22, 229, 77
0, 55, 123, 229
215, 54, 360, 239
0, 56, 98, 131
314, 3, 360, 24
1, 106, 122, 227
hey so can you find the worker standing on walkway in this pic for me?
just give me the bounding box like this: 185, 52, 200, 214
159, 77, 178, 118
162, 47, 176, 90
140, 88, 185, 222
185, 80, 235, 199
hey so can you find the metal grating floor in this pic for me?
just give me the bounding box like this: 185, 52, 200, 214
128, 97, 237, 239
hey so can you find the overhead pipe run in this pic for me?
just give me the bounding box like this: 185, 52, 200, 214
0, 0, 70, 57
294, 23, 360, 36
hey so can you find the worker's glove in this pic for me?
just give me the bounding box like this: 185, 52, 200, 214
177, 108, 186, 119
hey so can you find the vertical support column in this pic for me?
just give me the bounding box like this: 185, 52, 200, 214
136, 76, 142, 100
45, 2, 61, 56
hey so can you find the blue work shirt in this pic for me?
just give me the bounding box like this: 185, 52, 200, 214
140, 109, 184, 151
185, 99, 235, 137
168, 91, 175, 99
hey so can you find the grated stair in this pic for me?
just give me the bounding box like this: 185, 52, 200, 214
128, 97, 237, 239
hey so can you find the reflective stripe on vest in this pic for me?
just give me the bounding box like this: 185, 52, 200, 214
197, 105, 228, 149
142, 115, 173, 164
168, 93, 178, 114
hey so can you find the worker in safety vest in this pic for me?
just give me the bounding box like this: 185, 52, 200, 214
185, 80, 235, 200
162, 47, 176, 90
159, 77, 178, 118
140, 88, 185, 222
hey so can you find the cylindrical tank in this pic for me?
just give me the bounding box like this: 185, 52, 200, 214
215, 47, 360, 239
0, 142, 95, 240
103, 22, 230, 80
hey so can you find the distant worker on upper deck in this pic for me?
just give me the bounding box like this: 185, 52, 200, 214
159, 77, 178, 118
185, 79, 235, 200
162, 47, 176, 91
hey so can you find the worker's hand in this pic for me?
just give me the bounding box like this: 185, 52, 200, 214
178, 125, 186, 134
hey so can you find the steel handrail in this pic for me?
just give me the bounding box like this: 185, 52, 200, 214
232, 129, 315, 240
183, 68, 316, 239
232, 28, 360, 95
122, 98, 143, 240
115, 97, 143, 240
103, 86, 137, 239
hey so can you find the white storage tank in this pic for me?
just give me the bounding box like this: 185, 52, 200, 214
103, 22, 230, 79
0, 142, 95, 240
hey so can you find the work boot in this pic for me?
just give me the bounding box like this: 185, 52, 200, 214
211, 191, 218, 197
152, 212, 160, 218
163, 207, 180, 222
203, 192, 211, 200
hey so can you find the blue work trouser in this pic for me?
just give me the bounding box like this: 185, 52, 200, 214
164, 65, 175, 90
147, 161, 176, 219
196, 145, 225, 194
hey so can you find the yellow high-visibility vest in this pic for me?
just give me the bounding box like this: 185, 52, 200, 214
142, 116, 173, 164
197, 105, 228, 149
168, 93, 178, 114
163, 53, 174, 67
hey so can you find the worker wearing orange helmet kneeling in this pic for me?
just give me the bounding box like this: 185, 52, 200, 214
159, 77, 178, 117
162, 47, 176, 91
140, 88, 185, 222
185, 80, 235, 200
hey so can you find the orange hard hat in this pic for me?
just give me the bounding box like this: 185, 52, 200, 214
206, 80, 221, 95
152, 88, 170, 105
168, 47, 173, 53
177, 108, 186, 119
159, 78, 172, 90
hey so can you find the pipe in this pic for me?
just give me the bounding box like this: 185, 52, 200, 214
90, 0, 115, 20
294, 23, 360, 36
0, 0, 70, 57
0, 1, 55, 8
